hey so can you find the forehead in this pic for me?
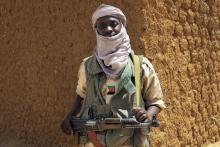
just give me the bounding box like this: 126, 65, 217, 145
96, 15, 120, 24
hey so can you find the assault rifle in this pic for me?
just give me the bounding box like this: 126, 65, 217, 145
70, 105, 159, 133
70, 115, 159, 133
70, 116, 159, 145
70, 104, 160, 145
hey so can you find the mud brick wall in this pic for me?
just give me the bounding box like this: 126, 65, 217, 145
0, 0, 219, 147
140, 0, 220, 146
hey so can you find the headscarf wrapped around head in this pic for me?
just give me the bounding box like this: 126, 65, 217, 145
92, 4, 132, 79
92, 4, 126, 29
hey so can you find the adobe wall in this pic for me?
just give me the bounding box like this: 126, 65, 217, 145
142, 0, 220, 146
0, 0, 219, 146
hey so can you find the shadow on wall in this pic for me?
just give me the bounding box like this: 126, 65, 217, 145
0, 0, 145, 146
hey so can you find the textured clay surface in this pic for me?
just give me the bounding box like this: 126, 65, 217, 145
0, 0, 219, 147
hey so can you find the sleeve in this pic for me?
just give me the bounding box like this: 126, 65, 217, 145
75, 60, 87, 99
141, 57, 166, 109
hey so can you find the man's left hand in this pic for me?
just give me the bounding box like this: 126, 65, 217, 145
133, 106, 161, 122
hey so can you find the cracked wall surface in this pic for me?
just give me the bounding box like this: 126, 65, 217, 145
0, 0, 219, 147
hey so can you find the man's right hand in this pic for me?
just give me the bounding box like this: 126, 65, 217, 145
61, 95, 83, 135
61, 115, 73, 135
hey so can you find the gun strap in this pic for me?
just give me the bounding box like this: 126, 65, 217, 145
87, 132, 104, 147
132, 54, 143, 107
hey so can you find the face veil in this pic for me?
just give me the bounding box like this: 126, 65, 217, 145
92, 4, 132, 79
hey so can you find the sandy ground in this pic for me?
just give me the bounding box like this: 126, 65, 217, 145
207, 141, 220, 147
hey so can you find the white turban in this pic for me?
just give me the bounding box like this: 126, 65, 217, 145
92, 4, 132, 79
92, 4, 126, 29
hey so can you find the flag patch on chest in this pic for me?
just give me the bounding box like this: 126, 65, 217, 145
107, 85, 116, 95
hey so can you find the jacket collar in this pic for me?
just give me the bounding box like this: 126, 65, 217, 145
86, 54, 135, 77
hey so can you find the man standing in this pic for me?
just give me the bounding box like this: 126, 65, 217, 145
61, 4, 165, 147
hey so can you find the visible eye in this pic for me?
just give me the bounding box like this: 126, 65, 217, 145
111, 21, 119, 28
97, 22, 107, 30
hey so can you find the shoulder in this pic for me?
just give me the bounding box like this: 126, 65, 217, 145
141, 57, 155, 72
78, 56, 92, 72
79, 56, 93, 68
130, 51, 154, 71
80, 55, 101, 76
82, 56, 93, 63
